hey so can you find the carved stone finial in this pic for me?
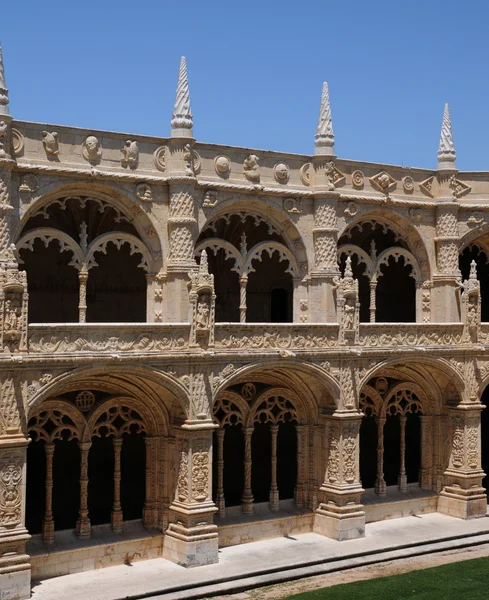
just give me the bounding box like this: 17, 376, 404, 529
171, 56, 193, 137
199, 248, 209, 274
437, 103, 456, 170
469, 260, 478, 280
0, 43, 9, 115
344, 256, 353, 279
314, 82, 334, 156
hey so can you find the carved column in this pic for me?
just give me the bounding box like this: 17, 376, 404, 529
78, 265, 88, 323
439, 404, 486, 519
239, 275, 248, 323
166, 179, 198, 322
269, 424, 279, 511
0, 165, 13, 261
215, 428, 225, 517
143, 437, 158, 529
42, 443, 55, 544
432, 202, 461, 322
419, 415, 432, 490
309, 184, 340, 323
76, 441, 91, 538
369, 278, 377, 323
0, 371, 31, 599
163, 422, 219, 567
111, 438, 123, 533
314, 412, 365, 541
398, 415, 408, 493
375, 416, 386, 496
295, 425, 306, 507
241, 427, 254, 514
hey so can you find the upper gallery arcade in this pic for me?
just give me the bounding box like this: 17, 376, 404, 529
1, 47, 489, 600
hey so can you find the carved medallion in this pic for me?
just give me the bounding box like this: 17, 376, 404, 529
273, 162, 289, 184
403, 176, 415, 194
214, 155, 230, 175
299, 163, 311, 186
283, 197, 302, 214
351, 170, 364, 189
19, 174, 39, 193
153, 146, 166, 172
11, 129, 24, 156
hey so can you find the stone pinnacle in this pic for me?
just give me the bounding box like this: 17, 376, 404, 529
0, 43, 9, 115
171, 56, 193, 137
314, 82, 335, 156
437, 103, 456, 170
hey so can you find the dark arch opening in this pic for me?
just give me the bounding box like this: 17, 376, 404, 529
251, 422, 271, 503
247, 253, 293, 322
26, 439, 46, 534
481, 386, 489, 490
206, 249, 240, 322
20, 239, 79, 323
52, 438, 80, 531
121, 431, 146, 520
360, 416, 378, 488
376, 256, 416, 322
87, 243, 147, 322
88, 436, 114, 526
277, 421, 297, 499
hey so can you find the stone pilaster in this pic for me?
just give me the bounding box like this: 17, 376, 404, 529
432, 201, 461, 322
163, 421, 218, 567
309, 170, 340, 322
438, 404, 486, 519
313, 411, 365, 541
166, 176, 198, 322
0, 371, 31, 600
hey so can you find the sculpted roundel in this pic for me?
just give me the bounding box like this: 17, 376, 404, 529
241, 383, 256, 401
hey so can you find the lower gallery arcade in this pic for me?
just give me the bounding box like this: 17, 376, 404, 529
20, 362, 488, 581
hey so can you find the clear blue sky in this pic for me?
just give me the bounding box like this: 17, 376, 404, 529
3, 1, 489, 170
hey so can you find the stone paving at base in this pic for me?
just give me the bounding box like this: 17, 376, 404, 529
30, 513, 489, 600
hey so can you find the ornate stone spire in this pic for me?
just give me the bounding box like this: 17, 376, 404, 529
0, 44, 9, 116
171, 56, 193, 137
314, 82, 335, 156
437, 103, 456, 170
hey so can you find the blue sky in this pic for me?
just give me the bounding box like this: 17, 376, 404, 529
2, 1, 489, 170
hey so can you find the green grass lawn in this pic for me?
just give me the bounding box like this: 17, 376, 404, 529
286, 556, 489, 599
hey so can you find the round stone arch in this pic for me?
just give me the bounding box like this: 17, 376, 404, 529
246, 387, 301, 427
26, 364, 191, 435
338, 208, 432, 282
15, 182, 163, 272
212, 359, 340, 423
87, 395, 157, 438
198, 196, 310, 275
459, 223, 489, 255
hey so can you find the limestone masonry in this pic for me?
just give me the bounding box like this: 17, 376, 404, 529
1, 49, 489, 599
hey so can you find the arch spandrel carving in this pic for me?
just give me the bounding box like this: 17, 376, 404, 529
338, 210, 432, 281
26, 365, 191, 433
198, 199, 310, 274
16, 184, 163, 269
211, 359, 339, 419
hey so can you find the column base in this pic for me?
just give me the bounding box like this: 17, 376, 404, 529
313, 502, 365, 541
163, 523, 218, 567
438, 486, 487, 519
0, 533, 31, 600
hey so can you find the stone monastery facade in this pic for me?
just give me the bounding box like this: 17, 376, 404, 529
1, 49, 489, 599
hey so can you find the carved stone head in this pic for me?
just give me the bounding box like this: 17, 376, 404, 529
82, 135, 102, 162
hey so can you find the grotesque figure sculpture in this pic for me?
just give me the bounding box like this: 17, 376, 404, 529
82, 135, 102, 163
42, 131, 60, 156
